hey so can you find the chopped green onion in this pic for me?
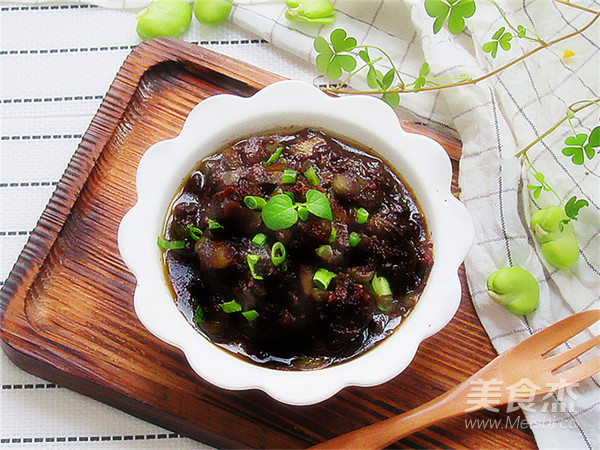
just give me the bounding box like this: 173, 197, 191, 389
313, 268, 336, 290
193, 306, 205, 324
271, 241, 286, 266
264, 146, 283, 166
282, 169, 298, 184
252, 233, 267, 247
220, 300, 242, 313
298, 206, 309, 221
328, 225, 337, 243
349, 231, 362, 247
372, 274, 392, 297
188, 226, 203, 241
247, 254, 263, 280
315, 244, 333, 261
242, 309, 259, 322
304, 166, 319, 186
208, 219, 223, 230
356, 208, 369, 224
244, 196, 266, 210
157, 236, 186, 250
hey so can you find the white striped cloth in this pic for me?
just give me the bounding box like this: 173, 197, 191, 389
1, 0, 599, 448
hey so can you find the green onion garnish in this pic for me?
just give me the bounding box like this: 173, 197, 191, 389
220, 300, 242, 313
247, 254, 263, 280
282, 169, 298, 184
252, 233, 267, 247
188, 226, 203, 241
193, 306, 205, 324
356, 208, 369, 224
315, 245, 333, 261
271, 242, 286, 266
242, 310, 259, 321
372, 274, 392, 297
313, 268, 336, 290
157, 236, 185, 250
264, 146, 283, 166
298, 206, 309, 221
244, 196, 266, 210
208, 219, 223, 230
349, 231, 361, 247
304, 166, 319, 186
328, 225, 337, 243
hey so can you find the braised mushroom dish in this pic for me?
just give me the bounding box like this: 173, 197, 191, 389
160, 128, 433, 369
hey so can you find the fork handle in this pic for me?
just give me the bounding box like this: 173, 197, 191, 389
311, 381, 475, 449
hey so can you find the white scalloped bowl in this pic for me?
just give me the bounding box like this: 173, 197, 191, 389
118, 80, 473, 406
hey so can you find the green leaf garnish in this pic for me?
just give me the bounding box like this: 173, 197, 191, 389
564, 196, 589, 221
220, 300, 242, 313
157, 236, 186, 250
262, 194, 299, 230
425, 0, 475, 35
305, 189, 333, 220
483, 27, 513, 58
314, 28, 357, 79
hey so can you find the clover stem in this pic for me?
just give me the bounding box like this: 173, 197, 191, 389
333, 56, 384, 93
553, 0, 599, 14
514, 97, 600, 158
522, 154, 563, 205
321, 10, 599, 97
484, 0, 545, 44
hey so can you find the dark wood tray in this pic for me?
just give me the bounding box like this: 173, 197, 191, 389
0, 38, 536, 449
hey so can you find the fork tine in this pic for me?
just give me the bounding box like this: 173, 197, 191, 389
547, 334, 600, 371
553, 356, 600, 385
527, 310, 600, 354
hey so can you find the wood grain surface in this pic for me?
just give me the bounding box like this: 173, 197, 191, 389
0, 38, 536, 449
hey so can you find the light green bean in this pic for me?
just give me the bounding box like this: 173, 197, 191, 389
530, 206, 579, 270
285, 0, 336, 25
136, 0, 192, 40
487, 267, 539, 315
194, 0, 233, 26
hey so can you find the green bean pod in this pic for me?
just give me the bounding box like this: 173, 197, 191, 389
487, 267, 539, 315
530, 206, 579, 270
136, 0, 192, 40
285, 0, 336, 25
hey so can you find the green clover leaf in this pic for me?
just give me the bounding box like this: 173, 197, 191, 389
526, 172, 551, 199
413, 62, 431, 90
483, 27, 513, 58
425, 0, 475, 35
562, 133, 589, 165
583, 125, 600, 160
564, 196, 589, 221
314, 29, 357, 79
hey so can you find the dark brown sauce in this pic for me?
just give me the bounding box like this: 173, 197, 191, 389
162, 128, 433, 370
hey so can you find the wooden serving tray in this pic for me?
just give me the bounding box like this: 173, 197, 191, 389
0, 38, 536, 448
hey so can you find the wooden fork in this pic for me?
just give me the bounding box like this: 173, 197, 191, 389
312, 309, 600, 449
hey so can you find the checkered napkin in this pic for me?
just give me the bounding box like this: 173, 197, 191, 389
2, 0, 599, 448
